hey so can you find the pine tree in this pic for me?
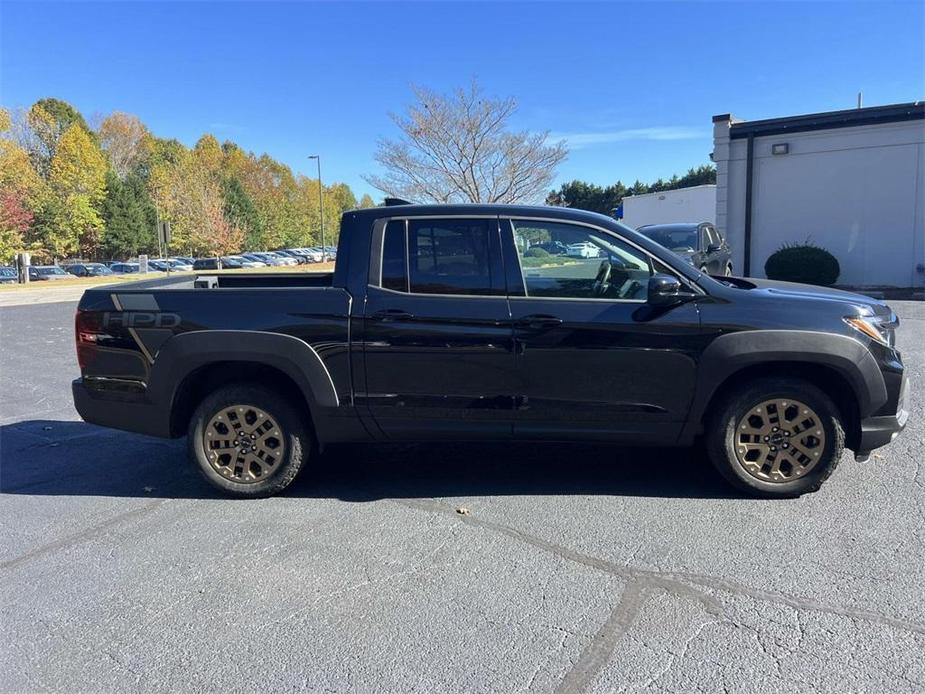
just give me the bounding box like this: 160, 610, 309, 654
222, 176, 262, 249
101, 171, 156, 259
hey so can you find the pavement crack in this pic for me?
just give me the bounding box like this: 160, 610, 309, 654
396, 498, 925, 638
553, 581, 650, 694
0, 499, 167, 571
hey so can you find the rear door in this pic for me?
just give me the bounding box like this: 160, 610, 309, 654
361, 216, 516, 439
504, 217, 704, 442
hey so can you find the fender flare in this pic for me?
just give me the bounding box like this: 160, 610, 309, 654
687, 330, 886, 426
148, 330, 340, 419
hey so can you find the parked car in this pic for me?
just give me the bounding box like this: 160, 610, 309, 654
533, 241, 569, 256
193, 258, 221, 271
264, 251, 299, 266
29, 265, 70, 281
172, 256, 195, 266
161, 258, 194, 272
297, 247, 324, 263
243, 253, 285, 267
226, 255, 265, 268
64, 263, 114, 278
150, 258, 192, 272
278, 249, 309, 264
109, 262, 140, 274
0, 266, 18, 284
73, 203, 908, 500
637, 222, 733, 276
566, 241, 600, 258
192, 256, 251, 270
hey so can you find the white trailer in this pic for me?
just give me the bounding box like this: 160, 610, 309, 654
620, 184, 716, 229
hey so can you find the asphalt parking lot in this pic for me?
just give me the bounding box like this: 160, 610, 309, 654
1, 297, 923, 693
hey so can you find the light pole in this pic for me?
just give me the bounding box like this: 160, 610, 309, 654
308, 155, 326, 261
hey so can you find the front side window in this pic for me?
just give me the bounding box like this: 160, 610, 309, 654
381, 218, 499, 296
512, 220, 653, 300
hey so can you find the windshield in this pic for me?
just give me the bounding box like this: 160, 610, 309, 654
639, 227, 698, 252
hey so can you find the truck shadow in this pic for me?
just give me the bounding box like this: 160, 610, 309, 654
0, 419, 738, 501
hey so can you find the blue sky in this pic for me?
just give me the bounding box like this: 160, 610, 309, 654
2, 1, 923, 201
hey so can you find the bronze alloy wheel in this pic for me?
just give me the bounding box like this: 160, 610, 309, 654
203, 404, 286, 483
734, 398, 827, 482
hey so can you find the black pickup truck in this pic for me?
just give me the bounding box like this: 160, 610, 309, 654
73, 203, 909, 498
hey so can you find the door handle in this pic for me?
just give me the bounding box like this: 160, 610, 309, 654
371, 308, 414, 322
514, 314, 563, 330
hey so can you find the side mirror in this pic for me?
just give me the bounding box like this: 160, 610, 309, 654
648, 274, 682, 306
706, 243, 722, 253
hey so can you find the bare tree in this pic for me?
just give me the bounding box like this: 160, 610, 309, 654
364, 82, 567, 204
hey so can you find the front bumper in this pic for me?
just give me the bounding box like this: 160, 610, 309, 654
857, 375, 909, 454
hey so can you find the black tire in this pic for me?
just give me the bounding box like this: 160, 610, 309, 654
188, 383, 311, 498
706, 377, 845, 497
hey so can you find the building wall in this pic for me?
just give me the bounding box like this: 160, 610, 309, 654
714, 117, 925, 287
621, 185, 716, 229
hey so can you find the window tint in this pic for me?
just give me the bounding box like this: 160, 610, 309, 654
512, 221, 652, 300
406, 219, 497, 295
381, 220, 408, 292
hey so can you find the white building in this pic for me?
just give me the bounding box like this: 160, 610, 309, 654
712, 102, 925, 288
620, 184, 716, 229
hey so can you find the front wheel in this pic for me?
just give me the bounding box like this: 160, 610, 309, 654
188, 383, 311, 497
706, 378, 845, 497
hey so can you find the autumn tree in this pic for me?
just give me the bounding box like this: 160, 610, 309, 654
0, 108, 45, 260
48, 124, 108, 257
17, 98, 90, 178
98, 112, 148, 179
1, 97, 360, 260
365, 81, 567, 204
358, 193, 376, 208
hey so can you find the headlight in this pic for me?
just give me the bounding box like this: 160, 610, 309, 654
844, 314, 897, 347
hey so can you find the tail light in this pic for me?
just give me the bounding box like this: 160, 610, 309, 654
75, 309, 102, 369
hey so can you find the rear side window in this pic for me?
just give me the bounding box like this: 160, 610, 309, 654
380, 218, 500, 296
381, 220, 408, 292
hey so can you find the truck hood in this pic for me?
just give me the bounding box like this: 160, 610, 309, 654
723, 277, 892, 316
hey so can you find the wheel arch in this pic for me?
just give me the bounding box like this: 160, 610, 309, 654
149, 330, 337, 438
699, 362, 861, 450
683, 330, 886, 451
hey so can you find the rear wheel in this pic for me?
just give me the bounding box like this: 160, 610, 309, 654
706, 378, 845, 497
188, 383, 311, 497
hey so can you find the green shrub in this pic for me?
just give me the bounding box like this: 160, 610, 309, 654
764, 242, 840, 286
524, 247, 550, 258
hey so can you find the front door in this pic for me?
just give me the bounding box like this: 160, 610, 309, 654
504, 218, 704, 442
362, 217, 516, 439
